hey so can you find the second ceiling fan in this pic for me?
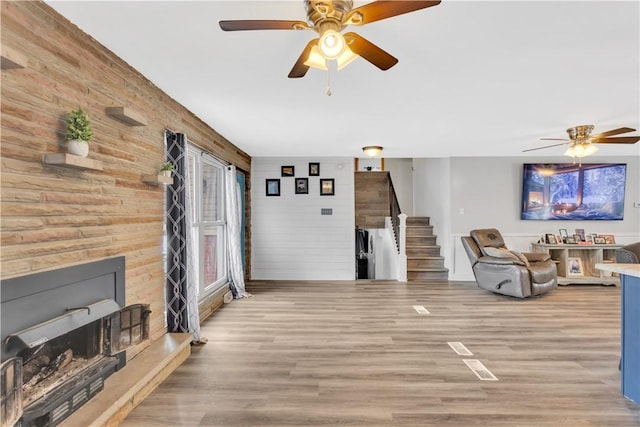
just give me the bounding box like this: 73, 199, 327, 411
219, 0, 441, 78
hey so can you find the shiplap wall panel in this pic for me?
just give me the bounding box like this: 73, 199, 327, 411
1, 1, 251, 343
251, 157, 355, 280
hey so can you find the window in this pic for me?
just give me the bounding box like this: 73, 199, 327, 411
187, 145, 227, 298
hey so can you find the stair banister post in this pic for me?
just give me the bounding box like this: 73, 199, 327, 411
398, 213, 408, 282
398, 213, 407, 257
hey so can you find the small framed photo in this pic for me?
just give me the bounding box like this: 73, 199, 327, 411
265, 179, 280, 196
556, 235, 563, 245
566, 236, 577, 244
585, 234, 594, 244
559, 228, 568, 242
320, 178, 335, 196
575, 228, 586, 242
594, 236, 606, 244
309, 162, 320, 176
600, 234, 616, 244
545, 233, 557, 244
567, 257, 584, 276
281, 166, 295, 177
295, 177, 308, 194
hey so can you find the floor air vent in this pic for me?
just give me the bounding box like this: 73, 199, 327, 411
463, 359, 498, 381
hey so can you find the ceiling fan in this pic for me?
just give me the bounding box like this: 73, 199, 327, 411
523, 125, 640, 158
219, 0, 441, 78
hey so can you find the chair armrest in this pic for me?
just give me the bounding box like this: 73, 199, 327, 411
521, 252, 551, 263
477, 256, 526, 266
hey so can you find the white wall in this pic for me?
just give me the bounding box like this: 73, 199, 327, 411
445, 156, 640, 280
251, 157, 355, 280
385, 158, 414, 216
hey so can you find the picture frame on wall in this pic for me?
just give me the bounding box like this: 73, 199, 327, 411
309, 162, 320, 176
567, 257, 584, 276
295, 178, 308, 194
545, 234, 557, 244
320, 178, 335, 196
265, 179, 280, 196
281, 166, 295, 177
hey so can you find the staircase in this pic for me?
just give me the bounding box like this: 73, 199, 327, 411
405, 217, 449, 281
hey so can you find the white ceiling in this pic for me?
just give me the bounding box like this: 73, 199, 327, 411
46, 0, 640, 159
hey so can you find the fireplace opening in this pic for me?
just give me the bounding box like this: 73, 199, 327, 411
1, 257, 151, 427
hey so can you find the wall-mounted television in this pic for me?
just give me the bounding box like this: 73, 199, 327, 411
521, 163, 626, 220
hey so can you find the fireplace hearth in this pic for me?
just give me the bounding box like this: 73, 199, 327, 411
1, 257, 150, 427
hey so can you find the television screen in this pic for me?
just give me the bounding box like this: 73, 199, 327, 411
521, 163, 626, 220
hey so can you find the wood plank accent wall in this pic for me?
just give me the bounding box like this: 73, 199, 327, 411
1, 1, 251, 342
354, 172, 390, 229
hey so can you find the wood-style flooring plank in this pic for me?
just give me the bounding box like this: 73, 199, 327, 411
121, 281, 640, 426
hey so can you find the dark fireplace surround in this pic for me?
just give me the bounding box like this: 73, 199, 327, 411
1, 257, 150, 427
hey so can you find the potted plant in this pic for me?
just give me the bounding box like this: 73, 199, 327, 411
65, 108, 93, 157
160, 161, 174, 177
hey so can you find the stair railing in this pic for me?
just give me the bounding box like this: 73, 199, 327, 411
386, 174, 407, 281
387, 174, 402, 253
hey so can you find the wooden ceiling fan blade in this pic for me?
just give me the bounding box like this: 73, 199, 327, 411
344, 32, 397, 70
593, 136, 640, 144
219, 20, 310, 31
590, 127, 636, 139
288, 39, 318, 79
347, 1, 441, 26
522, 142, 570, 152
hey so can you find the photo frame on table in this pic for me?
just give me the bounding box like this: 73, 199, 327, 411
575, 228, 586, 242
309, 162, 320, 176
295, 178, 309, 194
567, 257, 584, 276
600, 234, 616, 244
265, 179, 280, 196
559, 228, 568, 242
566, 236, 577, 244
320, 178, 335, 196
545, 233, 557, 244
556, 235, 563, 245
594, 237, 606, 244
281, 166, 295, 177
585, 234, 594, 244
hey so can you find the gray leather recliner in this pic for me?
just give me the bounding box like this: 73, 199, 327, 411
615, 242, 640, 264
461, 228, 558, 298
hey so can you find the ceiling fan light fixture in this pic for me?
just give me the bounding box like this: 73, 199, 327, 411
318, 29, 346, 59
565, 142, 599, 158
362, 145, 383, 157
336, 47, 358, 70
304, 45, 328, 70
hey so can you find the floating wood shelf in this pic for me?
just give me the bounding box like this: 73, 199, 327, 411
1, 47, 27, 69
43, 153, 103, 170
142, 174, 173, 186
105, 106, 147, 127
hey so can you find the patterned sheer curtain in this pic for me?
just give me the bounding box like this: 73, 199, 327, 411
225, 165, 250, 298
165, 130, 202, 343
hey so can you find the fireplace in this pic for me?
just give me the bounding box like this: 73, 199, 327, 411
1, 257, 150, 427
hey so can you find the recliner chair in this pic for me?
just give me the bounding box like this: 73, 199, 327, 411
616, 242, 640, 264
461, 228, 558, 298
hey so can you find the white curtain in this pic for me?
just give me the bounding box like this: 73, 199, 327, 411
225, 166, 250, 298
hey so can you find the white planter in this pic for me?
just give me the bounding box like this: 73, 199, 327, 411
160, 170, 173, 177
67, 139, 89, 157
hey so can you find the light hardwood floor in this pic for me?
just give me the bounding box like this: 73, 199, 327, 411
121, 280, 640, 426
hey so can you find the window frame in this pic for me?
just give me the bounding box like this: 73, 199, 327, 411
187, 144, 228, 299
